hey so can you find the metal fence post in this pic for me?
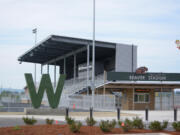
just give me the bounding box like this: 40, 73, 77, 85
90, 107, 93, 119
145, 108, 148, 121
117, 107, 120, 120
66, 107, 69, 118
174, 107, 177, 121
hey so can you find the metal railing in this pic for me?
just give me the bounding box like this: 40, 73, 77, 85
63, 73, 104, 94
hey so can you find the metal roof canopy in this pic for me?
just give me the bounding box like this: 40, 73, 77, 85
18, 35, 117, 65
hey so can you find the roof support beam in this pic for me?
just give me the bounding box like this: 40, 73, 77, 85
51, 36, 88, 46
43, 46, 87, 65
51, 36, 116, 49
41, 45, 73, 51
33, 50, 64, 56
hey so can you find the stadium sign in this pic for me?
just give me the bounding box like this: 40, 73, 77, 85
25, 73, 66, 109
107, 72, 180, 81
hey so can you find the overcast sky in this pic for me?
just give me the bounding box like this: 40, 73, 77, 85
0, 0, 180, 89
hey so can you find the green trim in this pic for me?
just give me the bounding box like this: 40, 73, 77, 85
107, 72, 180, 81
25, 73, 66, 109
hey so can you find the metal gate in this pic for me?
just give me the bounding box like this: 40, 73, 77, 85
155, 92, 180, 110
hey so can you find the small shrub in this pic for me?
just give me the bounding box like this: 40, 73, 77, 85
65, 117, 75, 125
149, 120, 168, 131
99, 120, 111, 132
86, 117, 96, 126
172, 121, 180, 131
99, 120, 116, 132
132, 117, 144, 129
119, 118, 133, 132
149, 121, 161, 131
69, 121, 82, 133
13, 125, 21, 130
46, 118, 54, 125
162, 121, 168, 129
22, 117, 37, 125
110, 119, 117, 129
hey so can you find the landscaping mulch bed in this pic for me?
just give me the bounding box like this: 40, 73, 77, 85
0, 125, 179, 135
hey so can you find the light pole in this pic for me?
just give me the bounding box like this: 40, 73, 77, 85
91, 0, 96, 108
32, 28, 37, 88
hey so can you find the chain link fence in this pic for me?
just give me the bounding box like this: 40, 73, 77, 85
0, 92, 180, 112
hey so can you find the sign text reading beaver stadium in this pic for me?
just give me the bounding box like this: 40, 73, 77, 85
107, 72, 180, 81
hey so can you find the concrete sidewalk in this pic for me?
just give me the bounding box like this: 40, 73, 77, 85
0, 110, 179, 122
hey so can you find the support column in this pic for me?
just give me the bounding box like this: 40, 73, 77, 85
103, 70, 106, 107
87, 44, 90, 95
59, 66, 61, 74
160, 86, 163, 110
103, 70, 107, 95
54, 63, 56, 89
47, 64, 49, 74
34, 64, 36, 87
64, 58, 66, 74
41, 64, 43, 75
172, 89, 175, 109
132, 86, 135, 110
74, 54, 76, 83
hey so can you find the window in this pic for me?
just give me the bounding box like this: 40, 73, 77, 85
134, 94, 138, 102
134, 93, 149, 103
145, 94, 149, 102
